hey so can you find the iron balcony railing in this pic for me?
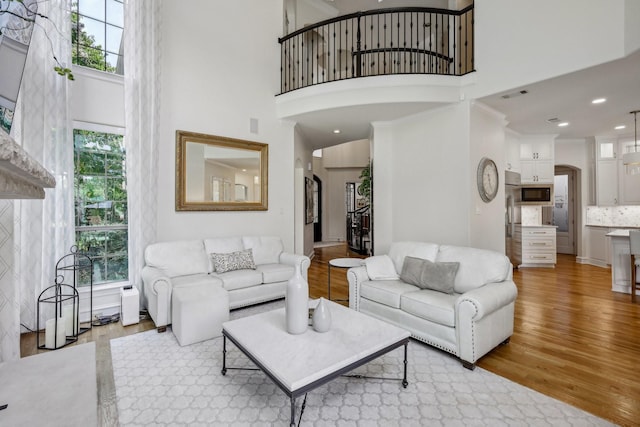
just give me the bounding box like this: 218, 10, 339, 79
278, 5, 474, 94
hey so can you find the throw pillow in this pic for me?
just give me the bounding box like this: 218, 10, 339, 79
400, 256, 459, 294
364, 255, 399, 280
210, 249, 256, 273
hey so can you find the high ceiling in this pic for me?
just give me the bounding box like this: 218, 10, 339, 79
288, 1, 640, 148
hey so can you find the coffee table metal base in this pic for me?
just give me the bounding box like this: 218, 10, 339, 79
221, 332, 409, 427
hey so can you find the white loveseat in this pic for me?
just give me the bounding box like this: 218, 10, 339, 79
347, 241, 517, 369
141, 236, 310, 330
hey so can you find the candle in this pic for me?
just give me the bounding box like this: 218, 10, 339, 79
62, 304, 78, 336
45, 317, 66, 349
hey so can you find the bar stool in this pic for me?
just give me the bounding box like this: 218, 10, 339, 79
630, 230, 640, 303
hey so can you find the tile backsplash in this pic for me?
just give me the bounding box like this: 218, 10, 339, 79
521, 206, 542, 226
585, 206, 640, 228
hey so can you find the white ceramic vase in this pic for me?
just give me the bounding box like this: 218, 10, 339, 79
285, 268, 309, 334
312, 297, 332, 333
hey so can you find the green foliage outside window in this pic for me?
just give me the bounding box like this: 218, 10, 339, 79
74, 129, 128, 285
71, 0, 123, 74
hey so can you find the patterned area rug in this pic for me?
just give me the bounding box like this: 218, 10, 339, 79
111, 301, 613, 426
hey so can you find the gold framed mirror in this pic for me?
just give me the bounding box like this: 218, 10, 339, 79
175, 130, 268, 211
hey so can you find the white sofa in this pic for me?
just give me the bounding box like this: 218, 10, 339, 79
347, 241, 517, 369
141, 236, 310, 330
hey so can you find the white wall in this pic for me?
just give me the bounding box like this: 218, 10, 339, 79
624, 0, 640, 55
156, 0, 296, 250
293, 124, 315, 257
373, 102, 472, 254
469, 102, 508, 252
70, 66, 124, 127
472, 0, 628, 98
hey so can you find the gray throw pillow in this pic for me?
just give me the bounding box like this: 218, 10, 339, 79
399, 256, 424, 286
210, 249, 256, 273
400, 256, 459, 294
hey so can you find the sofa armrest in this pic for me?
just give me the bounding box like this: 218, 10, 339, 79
141, 266, 173, 328
279, 252, 311, 281
456, 280, 518, 321
347, 265, 370, 311
456, 279, 518, 365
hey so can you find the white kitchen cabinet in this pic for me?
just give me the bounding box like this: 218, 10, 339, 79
520, 136, 555, 184
520, 159, 554, 183
585, 226, 611, 267
619, 140, 640, 205
596, 138, 618, 205
597, 158, 619, 205
595, 137, 640, 205
518, 225, 557, 267
520, 139, 554, 161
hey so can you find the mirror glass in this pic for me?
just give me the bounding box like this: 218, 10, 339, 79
176, 131, 268, 211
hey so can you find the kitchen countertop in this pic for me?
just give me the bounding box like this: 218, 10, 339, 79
606, 229, 631, 237
585, 205, 640, 228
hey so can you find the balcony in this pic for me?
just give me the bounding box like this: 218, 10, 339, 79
278, 5, 474, 95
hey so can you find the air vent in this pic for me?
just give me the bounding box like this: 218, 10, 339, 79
501, 90, 528, 99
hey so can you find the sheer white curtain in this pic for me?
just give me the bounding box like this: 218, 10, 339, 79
6, 0, 73, 361
124, 0, 161, 306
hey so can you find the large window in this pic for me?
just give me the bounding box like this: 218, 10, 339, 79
71, 0, 124, 74
74, 127, 128, 285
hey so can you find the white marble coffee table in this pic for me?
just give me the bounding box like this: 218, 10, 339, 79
221, 300, 410, 426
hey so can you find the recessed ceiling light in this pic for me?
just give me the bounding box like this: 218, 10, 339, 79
592, 98, 606, 104
557, 122, 569, 127
333, 129, 341, 134
615, 125, 626, 130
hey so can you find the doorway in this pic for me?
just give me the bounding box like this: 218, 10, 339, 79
553, 166, 577, 255
313, 175, 322, 242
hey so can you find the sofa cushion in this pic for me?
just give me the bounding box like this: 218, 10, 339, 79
400, 257, 459, 294
256, 263, 294, 284
210, 249, 256, 273
144, 240, 208, 278
388, 241, 440, 274
242, 236, 283, 265
204, 237, 244, 272
212, 269, 263, 291
171, 273, 223, 290
436, 245, 511, 293
364, 255, 399, 280
400, 290, 457, 327
360, 280, 420, 309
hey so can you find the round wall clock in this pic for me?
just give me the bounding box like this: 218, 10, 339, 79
477, 157, 499, 203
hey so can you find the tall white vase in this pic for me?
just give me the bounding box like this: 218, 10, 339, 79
285, 268, 309, 334
312, 297, 332, 333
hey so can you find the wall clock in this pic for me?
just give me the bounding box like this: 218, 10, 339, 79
477, 157, 499, 203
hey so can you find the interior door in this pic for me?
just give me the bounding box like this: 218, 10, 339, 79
554, 167, 576, 255
313, 175, 322, 242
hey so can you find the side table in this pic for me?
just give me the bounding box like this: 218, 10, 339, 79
328, 257, 364, 301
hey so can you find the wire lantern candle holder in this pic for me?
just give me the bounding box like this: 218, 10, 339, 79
36, 246, 93, 350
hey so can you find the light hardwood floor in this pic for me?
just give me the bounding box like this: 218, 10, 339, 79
21, 244, 640, 426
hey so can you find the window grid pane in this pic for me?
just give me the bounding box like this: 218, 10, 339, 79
74, 129, 128, 285
72, 0, 124, 75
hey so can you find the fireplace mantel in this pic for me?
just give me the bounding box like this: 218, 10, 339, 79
0, 128, 56, 199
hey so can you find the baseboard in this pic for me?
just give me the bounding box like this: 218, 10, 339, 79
576, 257, 610, 269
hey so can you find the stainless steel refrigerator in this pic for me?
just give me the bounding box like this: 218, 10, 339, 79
505, 171, 521, 266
